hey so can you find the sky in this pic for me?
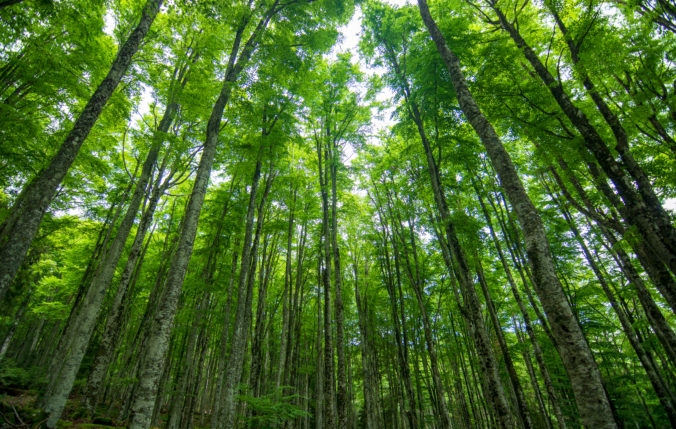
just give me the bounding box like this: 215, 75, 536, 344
331, 0, 412, 132
106, 1, 411, 139
105, 1, 676, 211
326, 0, 413, 167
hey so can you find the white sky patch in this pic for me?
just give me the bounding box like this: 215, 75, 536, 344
329, 0, 411, 135
103, 11, 115, 37
132, 83, 154, 126
327, 0, 411, 198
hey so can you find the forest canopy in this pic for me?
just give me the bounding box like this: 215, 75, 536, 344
0, 0, 675, 427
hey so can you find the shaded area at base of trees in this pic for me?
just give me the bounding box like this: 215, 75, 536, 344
0, 0, 675, 428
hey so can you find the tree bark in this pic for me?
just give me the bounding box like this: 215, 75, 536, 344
417, 1, 617, 426
384, 188, 453, 428
329, 131, 348, 428
0, 0, 163, 299
40, 99, 177, 427
316, 128, 338, 427
127, 7, 276, 426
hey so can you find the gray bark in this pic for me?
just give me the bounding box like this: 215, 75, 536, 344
167, 292, 210, 429
315, 253, 324, 429
84, 104, 180, 417
0, 294, 29, 361
385, 189, 453, 429
316, 129, 337, 427
249, 235, 278, 399
417, 1, 617, 426
40, 100, 177, 428
377, 27, 513, 425
127, 7, 274, 426
210, 244, 239, 424
0, 0, 163, 299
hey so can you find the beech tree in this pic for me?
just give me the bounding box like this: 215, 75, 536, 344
0, 0, 674, 428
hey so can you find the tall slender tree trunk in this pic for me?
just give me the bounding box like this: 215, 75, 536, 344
250, 235, 278, 399
354, 259, 380, 429
45, 175, 135, 381
284, 215, 307, 391
375, 26, 514, 426
276, 186, 296, 391
40, 101, 177, 427
0, 0, 163, 299
417, 1, 617, 426
329, 137, 348, 428
475, 257, 533, 429
0, 294, 29, 361
317, 132, 337, 427
127, 7, 277, 426
210, 244, 240, 424
315, 251, 325, 429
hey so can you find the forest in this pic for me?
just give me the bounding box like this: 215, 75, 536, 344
0, 0, 675, 427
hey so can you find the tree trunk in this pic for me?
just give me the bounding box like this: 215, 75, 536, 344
276, 186, 296, 391
328, 139, 349, 429
40, 100, 177, 427
127, 8, 275, 426
374, 205, 419, 429
476, 183, 567, 429
316, 130, 337, 427
417, 1, 617, 426
217, 158, 274, 427
0, 0, 163, 299
315, 251, 324, 429
475, 257, 534, 429
387, 192, 453, 428
354, 259, 380, 429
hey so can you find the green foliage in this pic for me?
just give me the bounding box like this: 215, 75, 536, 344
0, 360, 31, 388
0, 0, 674, 426
237, 391, 310, 427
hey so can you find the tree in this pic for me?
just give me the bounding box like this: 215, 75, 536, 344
1, 0, 674, 427
0, 0, 164, 299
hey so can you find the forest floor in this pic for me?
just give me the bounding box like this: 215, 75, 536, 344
0, 386, 133, 428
